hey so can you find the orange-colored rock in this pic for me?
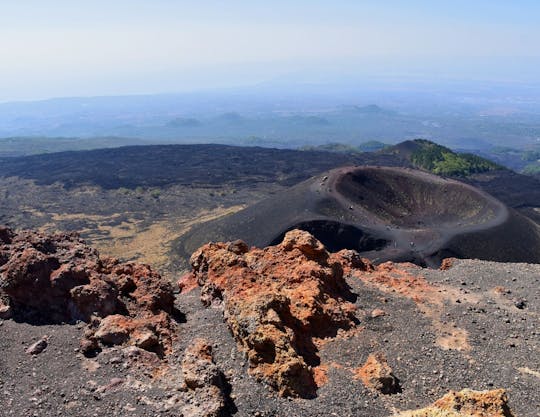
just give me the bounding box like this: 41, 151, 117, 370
182, 339, 223, 390
439, 258, 456, 271
178, 272, 198, 294
354, 352, 400, 394
188, 229, 358, 398
312, 365, 329, 388
0, 227, 177, 357
88, 311, 173, 354
395, 388, 515, 417
78, 261, 177, 357
329, 249, 374, 275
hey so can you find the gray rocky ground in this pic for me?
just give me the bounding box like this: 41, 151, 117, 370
0, 257, 538, 417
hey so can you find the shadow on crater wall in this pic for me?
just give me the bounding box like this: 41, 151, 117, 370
269, 220, 389, 253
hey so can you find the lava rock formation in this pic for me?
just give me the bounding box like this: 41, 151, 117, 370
185, 230, 361, 398
0, 226, 177, 357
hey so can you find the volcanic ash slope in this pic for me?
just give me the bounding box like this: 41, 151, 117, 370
177, 166, 540, 268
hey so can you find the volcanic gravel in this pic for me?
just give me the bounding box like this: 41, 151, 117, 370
0, 258, 538, 416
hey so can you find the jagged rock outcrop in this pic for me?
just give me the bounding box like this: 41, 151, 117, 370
180, 339, 231, 417
354, 352, 400, 394
395, 389, 515, 417
187, 230, 361, 398
0, 226, 177, 356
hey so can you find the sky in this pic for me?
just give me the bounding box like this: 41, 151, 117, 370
2, 0, 540, 101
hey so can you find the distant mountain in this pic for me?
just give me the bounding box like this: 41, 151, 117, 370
166, 117, 201, 128
288, 115, 330, 126
339, 104, 395, 115
215, 112, 245, 124
463, 146, 540, 174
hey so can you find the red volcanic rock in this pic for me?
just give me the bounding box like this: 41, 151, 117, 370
370, 308, 386, 318
182, 339, 224, 390
87, 311, 173, 354
188, 229, 357, 398
0, 227, 177, 357
329, 249, 374, 275
354, 352, 400, 394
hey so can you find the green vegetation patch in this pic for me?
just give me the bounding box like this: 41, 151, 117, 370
410, 139, 503, 176
523, 162, 540, 175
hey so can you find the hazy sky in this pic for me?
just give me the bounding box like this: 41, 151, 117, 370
2, 0, 540, 101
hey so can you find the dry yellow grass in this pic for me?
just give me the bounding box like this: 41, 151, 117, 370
89, 205, 245, 272
31, 205, 245, 275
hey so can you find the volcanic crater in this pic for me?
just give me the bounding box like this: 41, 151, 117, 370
334, 167, 503, 229
177, 166, 540, 268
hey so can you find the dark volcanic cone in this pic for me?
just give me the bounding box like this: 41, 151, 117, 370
177, 166, 540, 268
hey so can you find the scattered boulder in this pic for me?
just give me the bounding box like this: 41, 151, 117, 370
181, 339, 230, 417
188, 229, 358, 398
0, 227, 177, 357
354, 352, 400, 394
370, 308, 386, 318
25, 336, 48, 355
395, 388, 515, 417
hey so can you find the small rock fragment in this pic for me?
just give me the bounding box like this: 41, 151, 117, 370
371, 308, 386, 318
0, 301, 11, 319
26, 337, 48, 355
354, 352, 400, 394
181, 339, 231, 417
